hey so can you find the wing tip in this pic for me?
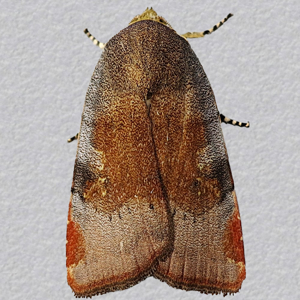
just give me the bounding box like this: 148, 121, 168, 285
153, 270, 244, 296
69, 261, 157, 298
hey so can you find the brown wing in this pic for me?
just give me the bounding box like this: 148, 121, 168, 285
66, 23, 173, 297
144, 23, 246, 295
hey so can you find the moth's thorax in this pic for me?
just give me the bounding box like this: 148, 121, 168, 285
129, 7, 173, 29
103, 20, 192, 100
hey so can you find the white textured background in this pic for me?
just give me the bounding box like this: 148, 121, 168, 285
1, 0, 299, 299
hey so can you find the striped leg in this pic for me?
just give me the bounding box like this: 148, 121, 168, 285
181, 13, 233, 39
68, 133, 79, 143
84, 29, 106, 49
220, 114, 250, 128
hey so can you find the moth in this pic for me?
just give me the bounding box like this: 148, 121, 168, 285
67, 8, 248, 298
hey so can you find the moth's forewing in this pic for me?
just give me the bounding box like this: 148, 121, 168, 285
66, 22, 173, 297
147, 22, 246, 294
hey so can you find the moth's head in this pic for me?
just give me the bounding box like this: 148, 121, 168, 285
129, 7, 173, 29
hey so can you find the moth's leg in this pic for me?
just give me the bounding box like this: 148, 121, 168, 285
84, 28, 106, 49
220, 113, 250, 128
181, 13, 233, 39
68, 133, 79, 143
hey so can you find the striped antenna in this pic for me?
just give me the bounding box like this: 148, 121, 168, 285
220, 114, 250, 128
84, 29, 106, 49
181, 13, 233, 39
68, 133, 79, 143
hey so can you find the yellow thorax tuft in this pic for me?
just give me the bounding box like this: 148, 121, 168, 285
129, 7, 172, 28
